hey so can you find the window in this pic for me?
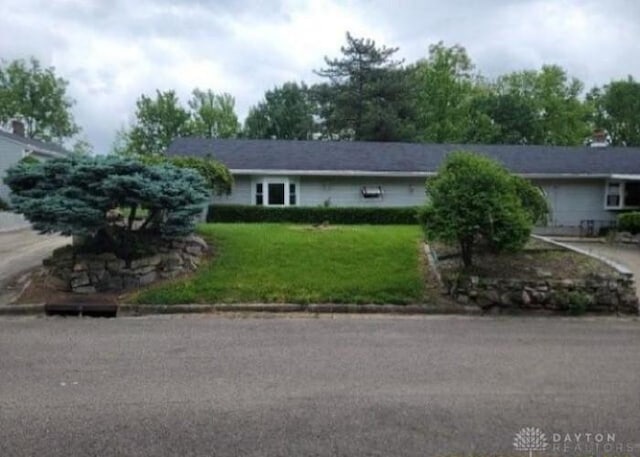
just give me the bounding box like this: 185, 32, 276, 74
255, 183, 264, 206
289, 183, 297, 205
605, 181, 640, 209
624, 182, 640, 207
253, 178, 299, 207
605, 182, 621, 208
268, 183, 285, 205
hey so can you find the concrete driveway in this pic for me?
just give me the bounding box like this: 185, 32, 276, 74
0, 229, 70, 303
561, 241, 640, 296
1, 315, 639, 457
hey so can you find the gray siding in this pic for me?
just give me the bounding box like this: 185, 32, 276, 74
298, 176, 426, 207
533, 179, 613, 227
0, 136, 25, 203
212, 175, 254, 205
213, 174, 615, 229
212, 175, 426, 207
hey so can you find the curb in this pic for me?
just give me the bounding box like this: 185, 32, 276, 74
0, 303, 45, 316
117, 303, 483, 316
0, 302, 482, 317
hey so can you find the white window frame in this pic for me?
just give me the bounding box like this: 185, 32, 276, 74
252, 177, 299, 207
604, 180, 623, 209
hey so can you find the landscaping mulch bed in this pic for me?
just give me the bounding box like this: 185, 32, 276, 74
433, 238, 617, 281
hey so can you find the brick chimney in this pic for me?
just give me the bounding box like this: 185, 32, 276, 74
588, 129, 610, 148
11, 120, 25, 137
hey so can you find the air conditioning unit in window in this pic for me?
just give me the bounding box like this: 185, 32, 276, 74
361, 186, 383, 199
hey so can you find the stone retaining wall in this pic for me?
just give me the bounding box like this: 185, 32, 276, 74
43, 235, 208, 294
448, 274, 638, 314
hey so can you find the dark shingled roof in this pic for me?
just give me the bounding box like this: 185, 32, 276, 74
167, 138, 640, 175
0, 129, 69, 156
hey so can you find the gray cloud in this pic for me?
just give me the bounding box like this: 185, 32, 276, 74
1, 0, 639, 153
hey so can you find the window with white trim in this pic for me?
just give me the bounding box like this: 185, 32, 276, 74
289, 183, 297, 205
253, 178, 298, 206
255, 183, 264, 205
605, 181, 622, 209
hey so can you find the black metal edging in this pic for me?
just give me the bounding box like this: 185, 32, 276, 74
44, 303, 118, 318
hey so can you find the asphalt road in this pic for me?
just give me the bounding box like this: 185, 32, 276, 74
1, 315, 639, 457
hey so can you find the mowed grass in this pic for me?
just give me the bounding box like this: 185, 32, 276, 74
133, 223, 426, 305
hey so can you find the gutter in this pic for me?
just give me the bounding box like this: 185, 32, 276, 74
230, 169, 624, 179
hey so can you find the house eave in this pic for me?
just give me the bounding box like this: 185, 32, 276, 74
27, 148, 66, 158
519, 173, 611, 179
230, 169, 616, 179
229, 169, 436, 177
609, 174, 640, 181
0, 132, 68, 157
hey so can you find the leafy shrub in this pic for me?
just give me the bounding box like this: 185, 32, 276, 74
511, 176, 549, 225
618, 212, 640, 234
420, 151, 540, 267
139, 154, 233, 196
4, 155, 209, 262
551, 290, 591, 315
567, 291, 591, 315
19, 155, 40, 166
207, 205, 419, 224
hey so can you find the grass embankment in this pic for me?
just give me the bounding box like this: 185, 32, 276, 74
133, 223, 427, 305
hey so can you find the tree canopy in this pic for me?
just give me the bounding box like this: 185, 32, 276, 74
118, 88, 241, 156
495, 65, 591, 145
314, 32, 415, 141
411, 42, 479, 143
0, 57, 79, 142
109, 32, 638, 149
189, 89, 240, 139
244, 82, 314, 140
587, 77, 640, 146
125, 90, 192, 156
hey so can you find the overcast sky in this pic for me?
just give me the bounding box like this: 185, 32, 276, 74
1, 0, 639, 152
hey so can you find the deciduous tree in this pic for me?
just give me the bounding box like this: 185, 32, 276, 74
189, 89, 239, 138
496, 65, 591, 145
412, 43, 478, 143
587, 77, 640, 146
126, 90, 192, 155
0, 57, 79, 142
244, 82, 314, 140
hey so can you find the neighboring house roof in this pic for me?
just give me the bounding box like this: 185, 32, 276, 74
0, 129, 69, 157
167, 138, 640, 177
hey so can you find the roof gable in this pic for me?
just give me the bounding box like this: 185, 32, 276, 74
0, 130, 69, 156
167, 138, 640, 176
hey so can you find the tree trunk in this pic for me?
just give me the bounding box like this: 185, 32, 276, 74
460, 238, 473, 268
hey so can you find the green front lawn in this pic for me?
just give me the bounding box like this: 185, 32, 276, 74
133, 223, 426, 304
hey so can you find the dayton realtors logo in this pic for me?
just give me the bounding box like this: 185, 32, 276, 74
514, 427, 549, 457
514, 427, 639, 455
